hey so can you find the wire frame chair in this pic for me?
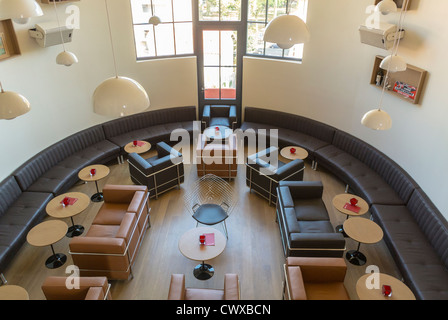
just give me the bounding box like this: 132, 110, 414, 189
184, 174, 237, 238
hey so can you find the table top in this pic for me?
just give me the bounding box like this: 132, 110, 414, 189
78, 164, 110, 182
124, 141, 151, 154
356, 273, 416, 300
343, 217, 383, 244
0, 285, 29, 300
280, 146, 309, 160
204, 126, 232, 140
178, 227, 226, 262
332, 193, 369, 216
26, 220, 68, 247
46, 192, 90, 219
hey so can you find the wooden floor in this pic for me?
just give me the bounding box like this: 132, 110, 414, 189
3, 146, 403, 300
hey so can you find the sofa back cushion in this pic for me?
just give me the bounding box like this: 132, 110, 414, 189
102, 106, 197, 138
12, 125, 107, 191
0, 176, 22, 217
332, 130, 417, 203
407, 189, 448, 267
244, 107, 335, 143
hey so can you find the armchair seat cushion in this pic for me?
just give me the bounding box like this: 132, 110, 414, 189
293, 199, 331, 221
185, 288, 225, 300
92, 203, 129, 225
304, 282, 350, 300
210, 117, 230, 128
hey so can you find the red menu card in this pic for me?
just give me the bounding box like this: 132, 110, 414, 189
60, 197, 78, 206
343, 202, 360, 213
205, 233, 215, 246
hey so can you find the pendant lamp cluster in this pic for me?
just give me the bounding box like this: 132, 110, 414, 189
0, 0, 150, 120
263, 2, 310, 50
361, 0, 409, 131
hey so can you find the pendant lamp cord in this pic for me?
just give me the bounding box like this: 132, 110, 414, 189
378, 0, 408, 111
53, 1, 66, 52
105, 0, 119, 78
0, 82, 4, 93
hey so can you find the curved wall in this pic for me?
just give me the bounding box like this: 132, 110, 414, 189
0, 1, 446, 219
242, 0, 448, 219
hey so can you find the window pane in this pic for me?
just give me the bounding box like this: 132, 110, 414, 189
199, 0, 219, 21
204, 67, 220, 99
203, 31, 220, 66
267, 0, 287, 22
221, 0, 241, 21
248, 0, 266, 22
246, 22, 265, 55
134, 25, 155, 58
155, 24, 175, 56
131, 0, 153, 24
173, 0, 192, 22
221, 67, 236, 99
175, 22, 193, 55
221, 31, 237, 66
265, 42, 283, 57
153, 0, 173, 23
284, 43, 304, 60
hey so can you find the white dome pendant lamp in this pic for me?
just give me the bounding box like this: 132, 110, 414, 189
93, 0, 150, 117
0, 0, 43, 24
379, 0, 409, 73
263, 4, 310, 50
0, 82, 31, 120
52, 1, 78, 67
375, 0, 398, 15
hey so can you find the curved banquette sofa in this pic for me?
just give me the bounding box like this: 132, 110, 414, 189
0, 106, 196, 280
1, 104, 447, 300
240, 106, 448, 300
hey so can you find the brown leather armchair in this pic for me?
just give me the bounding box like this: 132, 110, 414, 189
283, 257, 350, 300
196, 133, 238, 179
69, 185, 150, 280
168, 274, 240, 300
41, 276, 112, 300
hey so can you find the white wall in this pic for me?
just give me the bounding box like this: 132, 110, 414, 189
242, 0, 448, 218
0, 0, 198, 180
1, 0, 446, 219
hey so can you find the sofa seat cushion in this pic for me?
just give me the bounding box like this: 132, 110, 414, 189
72, 140, 119, 163
293, 199, 330, 221
304, 282, 350, 300
401, 263, 448, 300
315, 145, 404, 205
26, 164, 78, 194
297, 220, 335, 234
92, 203, 130, 225
86, 224, 120, 238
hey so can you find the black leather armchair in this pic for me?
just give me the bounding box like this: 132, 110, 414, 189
246, 146, 304, 205
276, 181, 346, 258
127, 142, 184, 199
202, 105, 237, 130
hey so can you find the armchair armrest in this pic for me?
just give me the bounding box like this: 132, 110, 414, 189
284, 265, 307, 300
278, 181, 323, 199
286, 257, 348, 283
85, 287, 104, 300
224, 274, 240, 300
168, 274, 186, 300
128, 153, 154, 175
273, 159, 304, 180
202, 105, 211, 128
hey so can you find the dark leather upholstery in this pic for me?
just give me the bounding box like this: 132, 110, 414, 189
12, 125, 119, 195
127, 142, 184, 199
0, 176, 53, 272
241, 106, 448, 300
102, 106, 197, 153
202, 105, 237, 129
276, 181, 346, 258
246, 146, 305, 205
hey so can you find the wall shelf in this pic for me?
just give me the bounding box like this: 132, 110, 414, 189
0, 19, 21, 62
370, 55, 427, 105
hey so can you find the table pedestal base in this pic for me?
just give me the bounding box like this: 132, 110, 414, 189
194, 262, 214, 280
346, 250, 367, 266
91, 192, 104, 202
67, 225, 84, 238
335, 224, 348, 237
46, 253, 67, 269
